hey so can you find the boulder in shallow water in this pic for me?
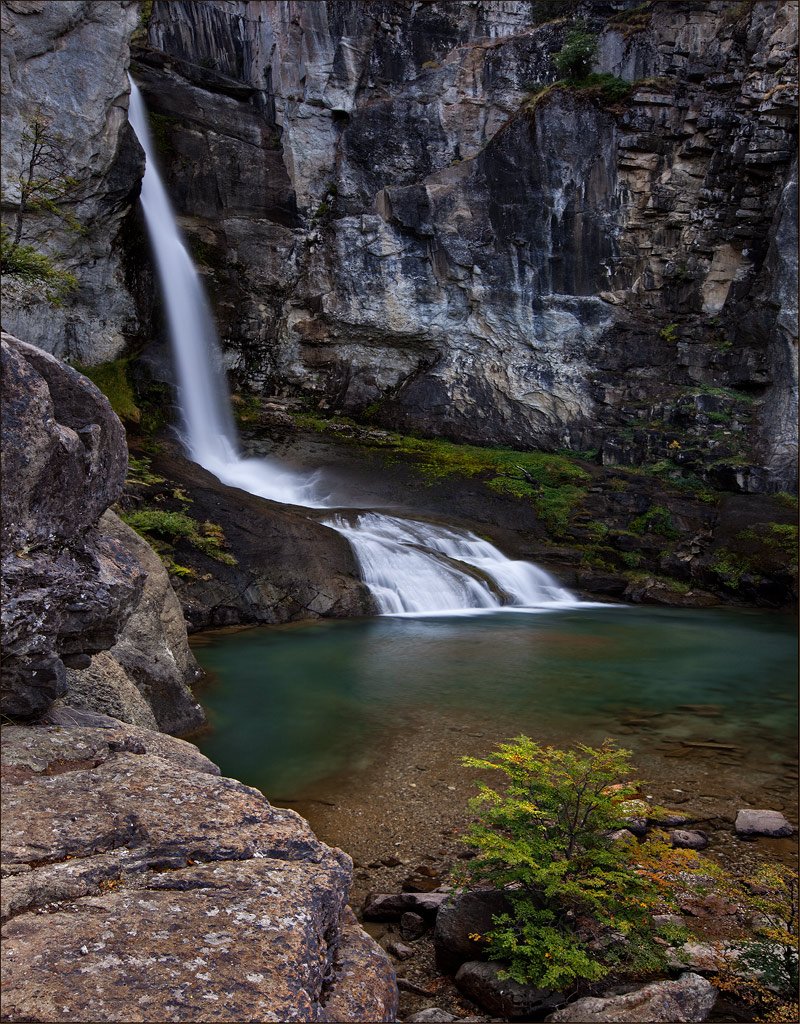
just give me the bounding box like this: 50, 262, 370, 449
545, 972, 717, 1022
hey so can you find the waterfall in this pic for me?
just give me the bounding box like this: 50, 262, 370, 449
128, 78, 323, 508
127, 78, 581, 616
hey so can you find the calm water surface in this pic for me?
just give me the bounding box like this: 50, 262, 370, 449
192, 607, 797, 798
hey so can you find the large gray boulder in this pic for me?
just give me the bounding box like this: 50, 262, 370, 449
92, 510, 204, 735
735, 808, 794, 838
546, 972, 717, 1022
1, 713, 398, 1022
1, 334, 144, 718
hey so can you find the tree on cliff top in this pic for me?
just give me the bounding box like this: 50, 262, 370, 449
554, 24, 598, 80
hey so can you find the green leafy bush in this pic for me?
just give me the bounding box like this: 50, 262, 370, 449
630, 505, 679, 539
74, 358, 140, 423
460, 738, 670, 988
554, 25, 598, 79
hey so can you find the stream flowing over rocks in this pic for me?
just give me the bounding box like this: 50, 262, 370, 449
0, 334, 397, 1022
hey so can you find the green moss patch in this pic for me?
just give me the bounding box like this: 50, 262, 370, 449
121, 507, 237, 570
74, 358, 141, 424
294, 414, 591, 537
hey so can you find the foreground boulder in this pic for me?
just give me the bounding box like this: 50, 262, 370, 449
1, 711, 398, 1022
0, 334, 143, 718
545, 972, 717, 1022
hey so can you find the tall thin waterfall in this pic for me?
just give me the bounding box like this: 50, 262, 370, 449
128, 78, 323, 508
127, 79, 581, 616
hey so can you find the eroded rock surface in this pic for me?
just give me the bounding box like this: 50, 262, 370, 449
545, 971, 717, 1022
0, 713, 398, 1023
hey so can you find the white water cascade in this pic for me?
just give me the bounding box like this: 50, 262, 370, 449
128, 79, 581, 616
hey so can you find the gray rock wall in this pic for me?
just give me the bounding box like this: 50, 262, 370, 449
135, 0, 797, 490
0, 332, 203, 733
0, 0, 142, 362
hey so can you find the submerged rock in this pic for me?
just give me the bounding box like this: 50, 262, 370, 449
1, 715, 398, 1022
546, 972, 717, 1022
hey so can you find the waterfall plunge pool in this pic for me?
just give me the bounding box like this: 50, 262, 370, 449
192, 605, 797, 869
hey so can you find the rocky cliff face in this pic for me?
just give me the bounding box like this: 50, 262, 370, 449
0, 0, 142, 362
130, 0, 797, 492
0, 332, 202, 729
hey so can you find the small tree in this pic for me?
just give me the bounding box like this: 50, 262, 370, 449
461, 737, 669, 988
554, 24, 598, 80
10, 113, 84, 245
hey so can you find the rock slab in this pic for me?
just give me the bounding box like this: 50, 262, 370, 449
735, 809, 794, 837
1, 715, 398, 1022
546, 972, 717, 1022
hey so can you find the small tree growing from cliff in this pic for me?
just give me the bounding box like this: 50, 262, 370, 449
8, 113, 84, 245
554, 24, 598, 80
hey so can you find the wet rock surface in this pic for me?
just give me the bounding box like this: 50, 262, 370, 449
0, 713, 397, 1023
121, 442, 373, 631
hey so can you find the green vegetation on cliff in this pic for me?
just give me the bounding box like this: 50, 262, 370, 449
1, 229, 77, 305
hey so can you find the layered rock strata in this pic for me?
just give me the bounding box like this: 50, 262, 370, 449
132, 0, 797, 492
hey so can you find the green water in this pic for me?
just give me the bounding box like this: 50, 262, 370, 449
193, 607, 797, 799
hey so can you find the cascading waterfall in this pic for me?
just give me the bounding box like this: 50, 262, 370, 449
128, 78, 581, 616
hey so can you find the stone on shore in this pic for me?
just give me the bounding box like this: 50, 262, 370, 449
434, 888, 513, 974
545, 972, 717, 1022
671, 829, 710, 850
735, 809, 794, 837
363, 891, 450, 920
